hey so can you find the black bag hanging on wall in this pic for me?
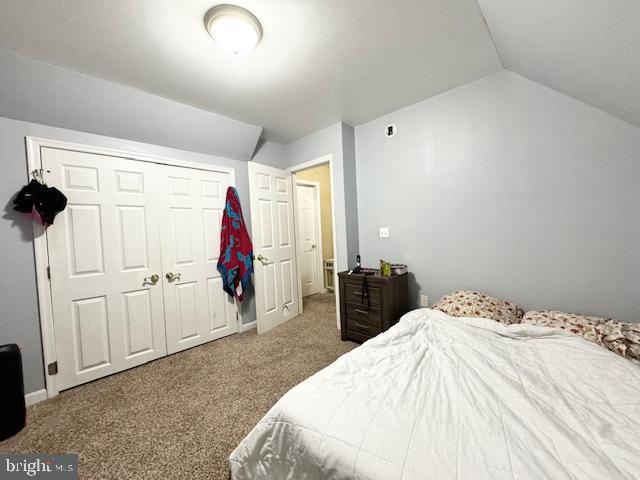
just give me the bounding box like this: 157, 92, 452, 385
0, 344, 26, 441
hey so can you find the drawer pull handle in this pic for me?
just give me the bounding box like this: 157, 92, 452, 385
354, 308, 368, 315
355, 322, 369, 331
353, 290, 363, 296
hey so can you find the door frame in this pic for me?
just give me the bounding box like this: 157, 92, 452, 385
26, 136, 238, 399
294, 179, 324, 297
287, 155, 339, 327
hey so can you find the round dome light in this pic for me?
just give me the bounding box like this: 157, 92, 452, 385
204, 4, 262, 56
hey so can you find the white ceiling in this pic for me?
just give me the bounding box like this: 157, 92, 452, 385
478, 0, 640, 130
0, 0, 501, 143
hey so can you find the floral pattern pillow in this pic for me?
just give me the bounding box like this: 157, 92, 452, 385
522, 310, 640, 361
432, 290, 524, 325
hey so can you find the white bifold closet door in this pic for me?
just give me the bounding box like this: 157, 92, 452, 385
158, 165, 237, 354
42, 147, 237, 391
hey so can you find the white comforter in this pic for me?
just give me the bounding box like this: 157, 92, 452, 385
230, 308, 640, 480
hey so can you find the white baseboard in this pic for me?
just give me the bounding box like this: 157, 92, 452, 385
240, 321, 257, 332
25, 388, 48, 406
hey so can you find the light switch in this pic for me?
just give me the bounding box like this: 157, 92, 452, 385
379, 227, 390, 238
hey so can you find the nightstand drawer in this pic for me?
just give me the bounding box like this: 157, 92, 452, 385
346, 320, 382, 337
345, 303, 382, 328
344, 282, 382, 306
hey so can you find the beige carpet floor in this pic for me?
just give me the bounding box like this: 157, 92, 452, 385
1, 294, 356, 479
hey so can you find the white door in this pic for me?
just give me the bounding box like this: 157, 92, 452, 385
158, 165, 238, 354
296, 182, 323, 297
43, 148, 167, 390
248, 162, 300, 334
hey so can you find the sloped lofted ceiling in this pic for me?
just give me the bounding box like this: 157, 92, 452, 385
0, 0, 501, 143
3, 1, 636, 142
477, 0, 640, 130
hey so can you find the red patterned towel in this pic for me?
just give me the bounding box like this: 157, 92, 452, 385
216, 187, 253, 302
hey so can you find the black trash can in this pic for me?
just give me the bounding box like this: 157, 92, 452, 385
0, 344, 26, 441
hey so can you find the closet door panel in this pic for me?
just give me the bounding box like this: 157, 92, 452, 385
159, 166, 238, 354
43, 148, 167, 391
122, 289, 155, 358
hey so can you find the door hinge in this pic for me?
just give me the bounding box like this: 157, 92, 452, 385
46, 266, 51, 280
48, 361, 58, 375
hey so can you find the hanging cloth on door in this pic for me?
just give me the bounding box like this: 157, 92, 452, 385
13, 171, 67, 227
217, 186, 253, 302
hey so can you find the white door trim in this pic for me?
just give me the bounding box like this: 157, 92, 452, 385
287, 155, 340, 329
26, 136, 239, 400
287, 154, 332, 173
295, 180, 324, 297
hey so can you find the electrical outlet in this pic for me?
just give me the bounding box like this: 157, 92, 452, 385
379, 227, 390, 238
420, 294, 429, 307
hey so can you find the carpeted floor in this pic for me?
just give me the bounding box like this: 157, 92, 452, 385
1, 294, 356, 479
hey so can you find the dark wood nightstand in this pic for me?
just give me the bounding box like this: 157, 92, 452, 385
338, 271, 409, 343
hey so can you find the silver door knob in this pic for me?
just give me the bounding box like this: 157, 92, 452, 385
256, 254, 268, 262
166, 272, 182, 282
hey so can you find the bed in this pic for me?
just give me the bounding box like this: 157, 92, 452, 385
229, 307, 640, 479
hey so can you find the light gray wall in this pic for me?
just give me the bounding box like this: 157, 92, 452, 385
340, 123, 359, 262
251, 139, 288, 169
355, 70, 640, 322
0, 49, 262, 161
0, 117, 256, 394
286, 123, 344, 167
278, 122, 359, 274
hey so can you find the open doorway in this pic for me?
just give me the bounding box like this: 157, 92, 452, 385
291, 161, 336, 313
248, 154, 342, 335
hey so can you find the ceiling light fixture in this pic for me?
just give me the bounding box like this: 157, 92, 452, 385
204, 4, 262, 56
